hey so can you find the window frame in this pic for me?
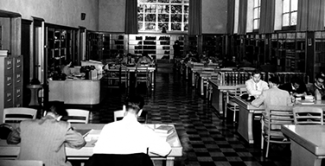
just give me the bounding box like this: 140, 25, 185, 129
137, 0, 189, 33
282, 0, 298, 28
253, 0, 261, 30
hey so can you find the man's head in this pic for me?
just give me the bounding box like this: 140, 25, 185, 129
125, 95, 145, 116
315, 74, 325, 87
46, 101, 68, 121
268, 76, 280, 88
291, 77, 302, 90
252, 70, 262, 83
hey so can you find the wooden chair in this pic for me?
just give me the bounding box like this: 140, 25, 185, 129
66, 109, 90, 124
135, 67, 150, 89
106, 66, 128, 88
261, 105, 294, 158
293, 107, 324, 125
224, 85, 247, 122
0, 160, 43, 166
3, 107, 37, 123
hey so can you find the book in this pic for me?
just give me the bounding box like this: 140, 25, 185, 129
154, 125, 173, 134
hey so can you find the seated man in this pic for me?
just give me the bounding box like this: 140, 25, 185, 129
121, 53, 136, 66
91, 95, 171, 165
7, 101, 86, 166
245, 70, 269, 98
137, 53, 152, 65
307, 73, 325, 100
279, 76, 307, 96
251, 77, 293, 116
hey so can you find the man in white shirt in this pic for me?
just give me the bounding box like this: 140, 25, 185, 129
93, 95, 171, 157
245, 70, 269, 98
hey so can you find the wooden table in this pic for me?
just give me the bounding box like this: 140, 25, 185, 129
210, 81, 244, 115
233, 96, 264, 144
282, 125, 325, 166
0, 123, 182, 166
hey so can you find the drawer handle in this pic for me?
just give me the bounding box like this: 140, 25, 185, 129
7, 99, 12, 102
6, 67, 12, 70
7, 83, 12, 86
16, 80, 21, 83
16, 65, 21, 68
17, 95, 21, 98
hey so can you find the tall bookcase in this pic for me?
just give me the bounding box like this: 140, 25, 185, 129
128, 34, 184, 60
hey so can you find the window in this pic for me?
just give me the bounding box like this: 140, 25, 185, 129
138, 0, 189, 32
282, 0, 298, 26
253, 0, 261, 30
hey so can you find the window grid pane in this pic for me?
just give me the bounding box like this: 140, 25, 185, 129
283, 0, 290, 13
138, 0, 188, 32
283, 13, 289, 26
291, 0, 298, 11
290, 11, 297, 25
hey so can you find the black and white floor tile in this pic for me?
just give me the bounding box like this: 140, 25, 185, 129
89, 62, 291, 166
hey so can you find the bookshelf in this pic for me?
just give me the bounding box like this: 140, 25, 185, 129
128, 34, 184, 60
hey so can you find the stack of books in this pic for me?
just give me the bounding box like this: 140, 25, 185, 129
0, 50, 9, 56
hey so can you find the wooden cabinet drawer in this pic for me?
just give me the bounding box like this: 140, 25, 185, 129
4, 76, 13, 87
15, 57, 23, 71
14, 73, 22, 87
4, 91, 14, 108
4, 58, 13, 75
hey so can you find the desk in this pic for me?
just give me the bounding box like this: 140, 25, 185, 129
233, 97, 264, 144
282, 125, 325, 166
210, 81, 244, 115
0, 123, 182, 166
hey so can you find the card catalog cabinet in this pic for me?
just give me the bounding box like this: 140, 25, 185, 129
0, 55, 23, 108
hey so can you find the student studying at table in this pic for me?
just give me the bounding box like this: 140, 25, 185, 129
251, 77, 293, 116
7, 101, 86, 166
88, 95, 171, 166
279, 76, 307, 96
245, 70, 269, 99
307, 73, 325, 100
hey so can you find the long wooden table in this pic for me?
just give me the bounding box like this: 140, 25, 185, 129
233, 96, 264, 144
282, 125, 325, 166
0, 123, 182, 166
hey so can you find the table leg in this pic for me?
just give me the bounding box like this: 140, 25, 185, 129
151, 72, 155, 90
237, 106, 254, 144
166, 157, 175, 166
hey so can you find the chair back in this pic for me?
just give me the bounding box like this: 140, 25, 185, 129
0, 160, 43, 166
66, 109, 90, 124
86, 153, 154, 166
3, 107, 37, 123
265, 105, 294, 132
293, 107, 324, 125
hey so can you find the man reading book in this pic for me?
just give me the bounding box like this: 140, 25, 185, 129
92, 95, 171, 158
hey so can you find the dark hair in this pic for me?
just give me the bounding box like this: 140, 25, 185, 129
269, 76, 280, 85
46, 101, 68, 117
252, 70, 262, 76
291, 76, 302, 85
125, 95, 145, 113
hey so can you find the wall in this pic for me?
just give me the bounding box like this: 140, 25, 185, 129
202, 0, 228, 34
98, 0, 126, 32
0, 0, 99, 30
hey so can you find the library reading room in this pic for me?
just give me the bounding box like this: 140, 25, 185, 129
1, 0, 325, 166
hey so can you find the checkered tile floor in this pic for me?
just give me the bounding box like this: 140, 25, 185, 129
89, 63, 291, 166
